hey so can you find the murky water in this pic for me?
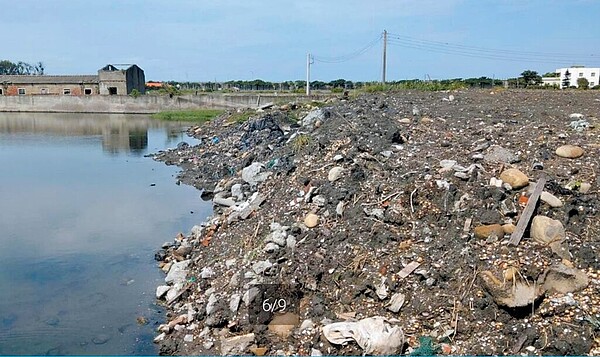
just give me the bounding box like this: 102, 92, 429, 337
0, 113, 209, 355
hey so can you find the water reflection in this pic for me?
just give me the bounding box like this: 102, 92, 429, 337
0, 112, 189, 154
0, 113, 209, 355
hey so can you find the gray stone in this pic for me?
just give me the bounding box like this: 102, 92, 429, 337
569, 113, 584, 119
243, 287, 260, 306
302, 108, 324, 128
266, 230, 287, 246
242, 162, 270, 186
156, 285, 171, 299
191, 225, 203, 240
484, 145, 519, 164
300, 319, 315, 331
333, 154, 344, 161
206, 293, 219, 316
231, 184, 243, 200
286, 235, 297, 250
165, 260, 190, 284
264, 242, 280, 253
229, 294, 241, 313
252, 260, 273, 275
184, 334, 194, 342
312, 195, 326, 206
387, 293, 406, 313
201, 267, 215, 279
214, 196, 236, 207
336, 201, 345, 216
328, 166, 344, 182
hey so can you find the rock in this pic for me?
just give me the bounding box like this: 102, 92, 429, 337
304, 213, 319, 228
555, 145, 584, 158
474, 224, 504, 239
311, 349, 323, 356
336, 201, 345, 216
165, 260, 190, 284
267, 312, 299, 338
398, 118, 411, 124
184, 334, 194, 342
201, 267, 215, 279
264, 242, 280, 253
242, 162, 270, 186
323, 316, 404, 355
156, 285, 171, 299
302, 108, 324, 128
153, 332, 166, 343
220, 333, 255, 356
333, 154, 344, 161
328, 166, 344, 182
312, 195, 326, 206
229, 294, 241, 313
489, 177, 503, 188
540, 191, 563, 208
300, 319, 314, 331
531, 216, 565, 245
243, 287, 260, 306
387, 293, 406, 313
569, 113, 584, 119
92, 334, 110, 345
214, 196, 236, 207
250, 347, 268, 356
579, 182, 591, 193
286, 235, 296, 250
499, 169, 529, 189
206, 294, 219, 316
484, 145, 520, 163
541, 264, 589, 294
570, 119, 590, 131
191, 225, 203, 239
174, 245, 192, 257
502, 223, 516, 234
231, 183, 243, 200
252, 260, 273, 275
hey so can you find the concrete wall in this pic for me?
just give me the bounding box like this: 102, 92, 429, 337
98, 70, 127, 95
1, 83, 100, 96
0, 93, 331, 113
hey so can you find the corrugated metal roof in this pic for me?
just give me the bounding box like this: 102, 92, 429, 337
0, 75, 99, 84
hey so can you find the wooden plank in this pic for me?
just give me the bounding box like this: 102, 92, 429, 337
508, 175, 547, 246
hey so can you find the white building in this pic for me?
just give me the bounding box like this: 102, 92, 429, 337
546, 66, 600, 89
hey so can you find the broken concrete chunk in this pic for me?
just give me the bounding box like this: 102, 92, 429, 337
220, 333, 255, 356
387, 293, 406, 313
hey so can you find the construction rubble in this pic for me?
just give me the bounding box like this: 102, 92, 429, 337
152, 89, 600, 356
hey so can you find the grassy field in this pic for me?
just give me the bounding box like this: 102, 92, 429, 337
151, 109, 225, 123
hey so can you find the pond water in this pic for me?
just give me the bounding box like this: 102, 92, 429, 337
0, 113, 209, 355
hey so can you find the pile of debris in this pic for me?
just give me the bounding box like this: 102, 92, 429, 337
152, 89, 600, 355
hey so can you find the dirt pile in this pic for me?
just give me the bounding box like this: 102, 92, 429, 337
152, 89, 600, 355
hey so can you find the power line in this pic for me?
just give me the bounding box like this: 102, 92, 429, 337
386, 33, 598, 64
386, 38, 582, 65
313, 34, 382, 63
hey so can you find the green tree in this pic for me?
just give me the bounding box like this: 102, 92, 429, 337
542, 71, 558, 77
577, 77, 589, 89
0, 60, 44, 75
520, 70, 542, 86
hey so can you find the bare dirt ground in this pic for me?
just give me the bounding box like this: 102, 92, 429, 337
152, 89, 600, 356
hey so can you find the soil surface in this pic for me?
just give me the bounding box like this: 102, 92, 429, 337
152, 89, 600, 356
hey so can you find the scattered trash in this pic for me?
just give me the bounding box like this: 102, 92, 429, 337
323, 317, 404, 355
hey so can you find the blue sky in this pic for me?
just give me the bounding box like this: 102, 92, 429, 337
1, 0, 599, 82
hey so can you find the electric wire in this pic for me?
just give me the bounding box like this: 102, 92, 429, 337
313, 34, 382, 63
386, 33, 597, 64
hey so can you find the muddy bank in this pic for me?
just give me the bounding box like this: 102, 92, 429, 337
152, 89, 600, 355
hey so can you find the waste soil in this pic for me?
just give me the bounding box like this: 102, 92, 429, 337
152, 89, 600, 356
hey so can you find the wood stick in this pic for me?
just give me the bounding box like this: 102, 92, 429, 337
508, 175, 547, 246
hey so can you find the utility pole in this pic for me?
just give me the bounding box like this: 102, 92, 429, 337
306, 53, 311, 96
382, 30, 387, 84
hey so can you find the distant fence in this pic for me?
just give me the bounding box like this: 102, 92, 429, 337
0, 93, 330, 113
